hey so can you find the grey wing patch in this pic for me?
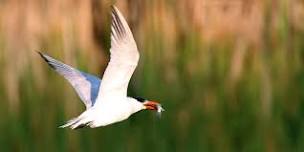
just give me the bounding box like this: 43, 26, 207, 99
80, 72, 100, 106
38, 52, 101, 108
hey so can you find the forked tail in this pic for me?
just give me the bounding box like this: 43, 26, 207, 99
59, 114, 92, 129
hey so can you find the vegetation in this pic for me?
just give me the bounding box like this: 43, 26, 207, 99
0, 0, 304, 151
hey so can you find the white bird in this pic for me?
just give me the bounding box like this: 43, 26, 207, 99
38, 6, 164, 129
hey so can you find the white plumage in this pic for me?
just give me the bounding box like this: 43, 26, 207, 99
39, 6, 164, 129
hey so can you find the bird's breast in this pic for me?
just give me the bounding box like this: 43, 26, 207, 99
91, 101, 132, 127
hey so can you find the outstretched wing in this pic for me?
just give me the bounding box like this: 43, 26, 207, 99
95, 6, 139, 103
38, 52, 101, 109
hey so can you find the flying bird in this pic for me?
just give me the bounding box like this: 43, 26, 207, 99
38, 6, 164, 129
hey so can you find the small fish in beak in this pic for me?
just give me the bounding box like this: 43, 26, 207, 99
156, 103, 165, 118
156, 104, 165, 113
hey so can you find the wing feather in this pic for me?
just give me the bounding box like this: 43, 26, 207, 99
38, 52, 101, 109
95, 6, 139, 104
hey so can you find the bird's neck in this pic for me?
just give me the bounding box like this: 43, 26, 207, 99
127, 97, 145, 114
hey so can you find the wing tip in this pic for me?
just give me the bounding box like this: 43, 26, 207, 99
37, 51, 56, 69
37, 51, 48, 62
110, 5, 116, 11
110, 5, 120, 14
110, 5, 127, 39
36, 51, 44, 57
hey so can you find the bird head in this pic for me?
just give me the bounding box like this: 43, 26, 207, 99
135, 97, 165, 113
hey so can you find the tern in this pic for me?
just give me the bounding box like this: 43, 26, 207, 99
38, 6, 164, 129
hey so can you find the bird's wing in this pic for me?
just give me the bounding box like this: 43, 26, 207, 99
95, 6, 139, 103
38, 52, 101, 109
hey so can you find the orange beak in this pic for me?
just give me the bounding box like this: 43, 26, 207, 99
143, 101, 160, 110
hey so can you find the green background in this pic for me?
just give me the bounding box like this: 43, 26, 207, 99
0, 0, 304, 151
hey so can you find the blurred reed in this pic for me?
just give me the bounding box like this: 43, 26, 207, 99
0, 0, 304, 151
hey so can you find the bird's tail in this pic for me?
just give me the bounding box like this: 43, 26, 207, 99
59, 112, 92, 129
59, 117, 81, 129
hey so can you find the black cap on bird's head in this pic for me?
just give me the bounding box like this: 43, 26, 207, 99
134, 97, 146, 103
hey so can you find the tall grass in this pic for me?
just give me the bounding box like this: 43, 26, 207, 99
0, 0, 304, 151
